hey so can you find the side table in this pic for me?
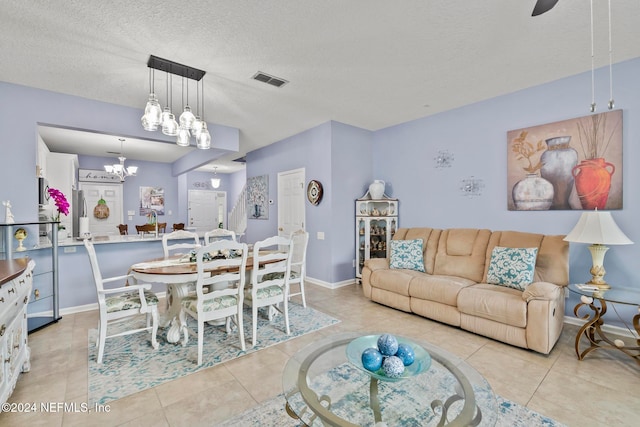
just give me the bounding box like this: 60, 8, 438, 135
568, 284, 640, 365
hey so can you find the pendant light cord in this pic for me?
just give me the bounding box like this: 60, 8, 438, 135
607, 0, 614, 110
590, 0, 595, 113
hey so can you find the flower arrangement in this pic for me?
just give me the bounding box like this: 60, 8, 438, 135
48, 187, 69, 229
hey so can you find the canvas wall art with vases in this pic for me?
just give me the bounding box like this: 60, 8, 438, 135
507, 109, 622, 211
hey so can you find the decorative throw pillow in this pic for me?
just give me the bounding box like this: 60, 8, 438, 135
486, 246, 538, 291
390, 239, 425, 272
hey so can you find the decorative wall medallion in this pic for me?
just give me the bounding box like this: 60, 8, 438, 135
307, 180, 323, 205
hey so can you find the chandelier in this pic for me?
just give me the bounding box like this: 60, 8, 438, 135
211, 166, 220, 189
141, 55, 211, 149
105, 138, 138, 181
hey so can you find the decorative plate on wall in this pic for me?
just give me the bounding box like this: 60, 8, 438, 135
307, 180, 323, 205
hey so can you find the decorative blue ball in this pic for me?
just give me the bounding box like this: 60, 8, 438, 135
395, 343, 415, 366
382, 355, 405, 378
377, 334, 399, 356
361, 348, 383, 372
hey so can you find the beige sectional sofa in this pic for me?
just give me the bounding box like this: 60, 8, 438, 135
361, 227, 569, 354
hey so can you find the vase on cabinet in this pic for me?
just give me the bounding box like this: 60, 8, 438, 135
512, 173, 554, 210
369, 180, 385, 199
540, 136, 578, 210
572, 158, 615, 210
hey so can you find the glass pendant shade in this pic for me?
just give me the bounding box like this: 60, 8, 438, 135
196, 123, 211, 149
141, 114, 158, 131
179, 106, 196, 130
161, 109, 179, 136
192, 116, 203, 137
211, 178, 221, 188
104, 165, 114, 173
176, 125, 191, 147
127, 166, 138, 175
143, 93, 162, 127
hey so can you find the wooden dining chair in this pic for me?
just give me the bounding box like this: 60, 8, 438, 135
178, 240, 249, 366
83, 239, 159, 363
244, 235, 294, 348
135, 224, 156, 234
158, 222, 167, 234
162, 230, 200, 259
117, 224, 128, 235
172, 223, 185, 231
204, 228, 236, 244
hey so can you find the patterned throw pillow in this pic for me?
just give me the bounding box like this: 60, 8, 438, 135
486, 246, 538, 291
390, 239, 425, 272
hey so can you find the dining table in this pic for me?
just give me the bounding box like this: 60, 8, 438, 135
129, 249, 282, 344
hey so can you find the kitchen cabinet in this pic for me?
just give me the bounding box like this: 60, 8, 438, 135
355, 198, 398, 281
46, 153, 78, 234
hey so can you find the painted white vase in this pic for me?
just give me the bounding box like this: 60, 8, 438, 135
369, 180, 385, 199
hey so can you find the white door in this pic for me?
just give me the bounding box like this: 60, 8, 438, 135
188, 190, 219, 233
80, 183, 123, 236
277, 168, 305, 238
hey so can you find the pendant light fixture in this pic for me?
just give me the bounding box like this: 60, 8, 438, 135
179, 77, 196, 130
211, 166, 220, 188
141, 55, 211, 148
196, 76, 211, 149
161, 73, 179, 136
141, 68, 162, 131
589, 0, 615, 113
105, 138, 138, 182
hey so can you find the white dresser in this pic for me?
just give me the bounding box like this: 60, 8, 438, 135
0, 258, 34, 405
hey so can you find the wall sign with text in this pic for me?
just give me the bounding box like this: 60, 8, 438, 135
78, 169, 122, 183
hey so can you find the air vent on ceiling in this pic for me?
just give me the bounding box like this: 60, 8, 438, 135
252, 71, 288, 88
233, 156, 247, 163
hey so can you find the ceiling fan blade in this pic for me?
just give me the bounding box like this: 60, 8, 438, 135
532, 0, 560, 16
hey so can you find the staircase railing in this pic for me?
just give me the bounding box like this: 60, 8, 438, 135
228, 184, 247, 240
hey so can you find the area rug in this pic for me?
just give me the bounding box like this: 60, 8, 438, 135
88, 303, 339, 405
219, 359, 565, 427
220, 392, 564, 427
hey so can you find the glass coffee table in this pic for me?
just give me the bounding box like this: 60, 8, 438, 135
283, 332, 497, 426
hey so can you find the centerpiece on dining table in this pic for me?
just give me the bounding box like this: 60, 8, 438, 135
181, 247, 244, 263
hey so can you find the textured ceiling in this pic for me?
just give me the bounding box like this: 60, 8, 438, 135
2, 1, 640, 173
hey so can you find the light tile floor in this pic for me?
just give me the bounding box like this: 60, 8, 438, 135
2, 284, 639, 426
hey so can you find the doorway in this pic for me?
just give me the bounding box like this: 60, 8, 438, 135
188, 190, 227, 233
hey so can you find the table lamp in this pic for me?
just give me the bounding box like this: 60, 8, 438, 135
563, 209, 633, 290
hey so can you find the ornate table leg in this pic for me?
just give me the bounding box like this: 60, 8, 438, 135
163, 283, 193, 343
574, 296, 640, 365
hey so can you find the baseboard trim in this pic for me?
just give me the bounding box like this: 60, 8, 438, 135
303, 276, 356, 290
563, 315, 638, 339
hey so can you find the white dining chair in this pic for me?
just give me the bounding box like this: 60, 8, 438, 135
287, 229, 309, 307
84, 239, 159, 364
178, 240, 249, 366
244, 235, 293, 348
162, 229, 200, 259
204, 228, 237, 245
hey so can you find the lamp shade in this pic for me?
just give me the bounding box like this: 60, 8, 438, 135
564, 211, 633, 245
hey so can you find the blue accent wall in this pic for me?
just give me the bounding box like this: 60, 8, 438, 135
2, 55, 640, 328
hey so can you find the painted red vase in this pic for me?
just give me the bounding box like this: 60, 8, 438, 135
572, 158, 615, 210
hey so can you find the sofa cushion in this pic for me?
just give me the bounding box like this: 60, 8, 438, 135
486, 246, 538, 291
390, 239, 425, 272
369, 268, 424, 296
457, 283, 528, 328
409, 274, 475, 306
433, 229, 491, 282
